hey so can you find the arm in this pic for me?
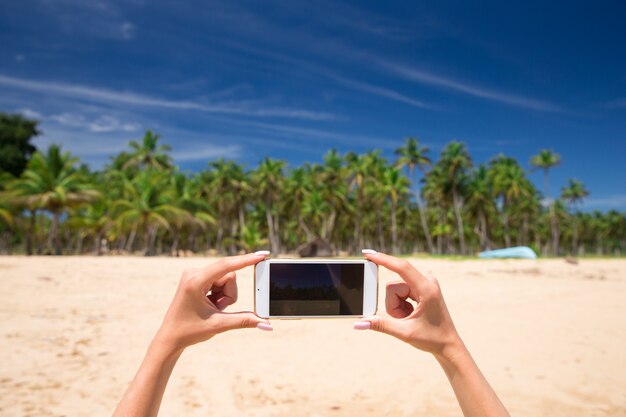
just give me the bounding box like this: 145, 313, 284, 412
354, 251, 510, 417
112, 252, 273, 417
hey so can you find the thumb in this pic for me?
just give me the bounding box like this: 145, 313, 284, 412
214, 311, 273, 332
354, 315, 406, 340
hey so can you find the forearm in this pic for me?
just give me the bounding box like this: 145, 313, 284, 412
112, 335, 183, 417
434, 339, 510, 417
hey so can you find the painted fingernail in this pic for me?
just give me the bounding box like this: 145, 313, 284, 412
361, 249, 378, 255
254, 250, 271, 257
256, 323, 273, 331
353, 322, 371, 330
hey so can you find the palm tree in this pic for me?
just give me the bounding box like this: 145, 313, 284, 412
205, 160, 250, 253
561, 179, 590, 255
170, 172, 215, 255
238, 222, 268, 252
113, 170, 184, 256
381, 167, 410, 254
318, 150, 349, 246
285, 165, 315, 242
466, 165, 495, 251
123, 130, 172, 171
530, 149, 561, 200
488, 155, 531, 248
253, 158, 286, 253
422, 165, 448, 254
362, 151, 389, 251
9, 145, 99, 255
439, 141, 472, 254
395, 137, 434, 253
68, 196, 110, 255
345, 152, 367, 251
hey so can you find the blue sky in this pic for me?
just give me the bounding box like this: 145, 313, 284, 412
1, 0, 625, 210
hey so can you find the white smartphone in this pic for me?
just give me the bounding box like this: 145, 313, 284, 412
254, 259, 378, 319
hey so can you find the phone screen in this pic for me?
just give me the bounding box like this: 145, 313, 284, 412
269, 263, 365, 316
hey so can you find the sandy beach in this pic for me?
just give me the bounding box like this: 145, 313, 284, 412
0, 256, 625, 417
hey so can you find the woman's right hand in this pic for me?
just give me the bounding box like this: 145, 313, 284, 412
354, 251, 463, 357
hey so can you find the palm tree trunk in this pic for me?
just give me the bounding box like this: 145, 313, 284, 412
229, 221, 237, 255
390, 201, 398, 254
216, 223, 224, 253
126, 227, 137, 253
415, 197, 434, 253
478, 209, 489, 250
273, 210, 281, 253
76, 230, 83, 254
265, 197, 277, 253
238, 205, 245, 235
144, 225, 159, 256
95, 231, 103, 256
26, 209, 36, 255
171, 231, 180, 257
572, 218, 579, 256
376, 210, 385, 252
550, 205, 559, 256
52, 211, 62, 256
502, 199, 511, 247
452, 188, 466, 254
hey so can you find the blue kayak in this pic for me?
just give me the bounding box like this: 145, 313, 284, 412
479, 246, 537, 259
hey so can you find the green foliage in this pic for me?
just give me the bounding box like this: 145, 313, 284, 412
0, 113, 39, 177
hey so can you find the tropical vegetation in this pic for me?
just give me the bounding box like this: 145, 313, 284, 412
0, 114, 624, 257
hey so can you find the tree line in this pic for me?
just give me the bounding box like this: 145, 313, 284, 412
0, 112, 625, 257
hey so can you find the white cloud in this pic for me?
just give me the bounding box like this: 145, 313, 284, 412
0, 73, 336, 120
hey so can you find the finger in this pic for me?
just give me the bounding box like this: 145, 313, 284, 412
214, 311, 273, 332
353, 315, 408, 341
385, 281, 415, 319
208, 272, 238, 310
363, 251, 427, 288
198, 252, 269, 290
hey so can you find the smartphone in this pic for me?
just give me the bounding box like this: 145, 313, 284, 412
254, 259, 378, 319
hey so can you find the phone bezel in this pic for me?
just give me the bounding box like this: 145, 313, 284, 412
254, 258, 378, 319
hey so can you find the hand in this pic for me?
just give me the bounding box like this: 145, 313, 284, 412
154, 252, 273, 353
355, 251, 461, 356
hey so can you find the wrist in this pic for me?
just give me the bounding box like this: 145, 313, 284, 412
433, 334, 469, 373
151, 328, 186, 361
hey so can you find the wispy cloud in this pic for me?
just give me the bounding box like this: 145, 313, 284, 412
380, 62, 564, 112
216, 39, 434, 110
172, 144, 241, 161
323, 73, 433, 110
581, 194, 626, 209
39, 0, 137, 40
603, 98, 626, 108
0, 74, 335, 120
50, 113, 141, 133
18, 108, 140, 133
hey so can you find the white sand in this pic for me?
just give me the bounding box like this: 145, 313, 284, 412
0, 256, 625, 417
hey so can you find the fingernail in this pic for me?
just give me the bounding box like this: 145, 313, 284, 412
256, 323, 273, 331
254, 250, 271, 257
361, 249, 378, 255
353, 322, 371, 330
